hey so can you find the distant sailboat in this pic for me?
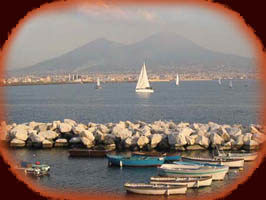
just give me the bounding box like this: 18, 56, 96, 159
176, 73, 179, 86
218, 78, 221, 85
96, 77, 102, 89
229, 80, 233, 88
136, 62, 154, 93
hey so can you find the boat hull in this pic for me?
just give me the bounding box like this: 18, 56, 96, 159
107, 155, 165, 167
182, 156, 244, 168
135, 89, 154, 93
124, 183, 187, 195
158, 163, 229, 181
132, 152, 180, 161
150, 176, 212, 188
69, 149, 111, 157
217, 152, 258, 161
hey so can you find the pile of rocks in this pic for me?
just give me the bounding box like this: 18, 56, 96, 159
1, 120, 265, 151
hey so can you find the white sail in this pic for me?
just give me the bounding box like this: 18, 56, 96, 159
229, 80, 232, 88
96, 77, 102, 89
218, 78, 221, 85
176, 73, 179, 85
136, 62, 154, 93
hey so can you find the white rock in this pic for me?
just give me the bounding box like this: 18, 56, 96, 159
55, 138, 68, 147
64, 119, 77, 127
185, 135, 196, 146
42, 139, 53, 148
137, 136, 149, 148
80, 130, 95, 141
208, 122, 220, 131
112, 126, 132, 140
81, 137, 94, 148
72, 124, 86, 135
9, 127, 28, 141
210, 132, 224, 147
38, 130, 59, 140
10, 138, 25, 147
228, 127, 242, 140
97, 124, 109, 134
177, 127, 194, 137
124, 136, 138, 148
150, 134, 163, 148
88, 122, 97, 128
29, 131, 45, 143
168, 133, 187, 147
59, 123, 72, 133
69, 137, 82, 144
195, 135, 209, 148
177, 122, 190, 128
235, 135, 244, 147
243, 133, 253, 144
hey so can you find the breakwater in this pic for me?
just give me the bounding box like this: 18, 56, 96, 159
1, 120, 265, 151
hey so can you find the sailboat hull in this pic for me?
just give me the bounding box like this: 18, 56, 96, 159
136, 88, 154, 93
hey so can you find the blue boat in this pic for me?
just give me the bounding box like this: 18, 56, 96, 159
132, 152, 181, 162
106, 154, 165, 167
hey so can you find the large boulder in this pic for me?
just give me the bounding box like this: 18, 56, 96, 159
177, 122, 190, 128
34, 123, 49, 132
64, 119, 77, 127
94, 130, 105, 143
97, 124, 109, 134
81, 137, 94, 148
80, 130, 95, 141
208, 122, 220, 132
28, 131, 45, 143
10, 138, 25, 147
55, 138, 68, 147
185, 135, 196, 146
228, 127, 242, 140
42, 139, 53, 148
139, 126, 152, 136
210, 132, 224, 148
8, 125, 29, 141
103, 134, 116, 145
69, 137, 82, 144
195, 135, 209, 148
168, 133, 187, 147
112, 126, 132, 140
72, 124, 87, 135
217, 128, 230, 142
234, 135, 244, 149
124, 136, 138, 149
59, 123, 72, 133
38, 130, 59, 140
137, 136, 149, 149
150, 134, 163, 148
177, 127, 194, 137
126, 121, 140, 130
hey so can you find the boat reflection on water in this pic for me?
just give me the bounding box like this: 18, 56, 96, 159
136, 92, 152, 99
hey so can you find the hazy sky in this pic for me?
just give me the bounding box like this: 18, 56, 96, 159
6, 3, 255, 70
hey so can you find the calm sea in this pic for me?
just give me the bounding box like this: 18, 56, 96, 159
2, 80, 261, 198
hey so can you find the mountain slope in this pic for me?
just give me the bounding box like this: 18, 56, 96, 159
10, 32, 254, 75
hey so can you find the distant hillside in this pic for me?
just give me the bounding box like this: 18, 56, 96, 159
9, 32, 254, 75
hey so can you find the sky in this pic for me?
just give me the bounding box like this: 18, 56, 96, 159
6, 3, 255, 70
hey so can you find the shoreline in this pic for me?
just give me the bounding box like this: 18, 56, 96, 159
1, 119, 265, 151
1, 78, 256, 87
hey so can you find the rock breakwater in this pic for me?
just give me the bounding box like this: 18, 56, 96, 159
1, 120, 265, 151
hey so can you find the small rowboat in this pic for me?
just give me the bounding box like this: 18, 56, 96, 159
69, 149, 112, 157
181, 156, 244, 168
124, 183, 187, 195
132, 152, 181, 161
106, 154, 165, 167
150, 176, 212, 188
158, 163, 229, 181
215, 150, 258, 161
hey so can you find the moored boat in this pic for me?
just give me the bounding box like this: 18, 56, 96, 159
215, 149, 258, 161
181, 156, 244, 168
158, 163, 229, 180
69, 149, 112, 157
106, 154, 165, 167
150, 176, 212, 188
124, 183, 187, 195
132, 152, 181, 161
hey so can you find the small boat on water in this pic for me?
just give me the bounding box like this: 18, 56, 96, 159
106, 154, 165, 167
229, 80, 233, 88
124, 183, 187, 195
176, 73, 179, 86
215, 150, 258, 162
96, 77, 102, 89
218, 78, 222, 85
135, 62, 154, 93
69, 149, 112, 157
150, 176, 212, 188
17, 161, 50, 177
158, 163, 229, 181
181, 156, 244, 168
132, 152, 181, 161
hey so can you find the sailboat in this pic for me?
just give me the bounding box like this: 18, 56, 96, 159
96, 77, 102, 89
176, 73, 179, 86
229, 80, 233, 88
218, 78, 221, 85
136, 62, 154, 93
